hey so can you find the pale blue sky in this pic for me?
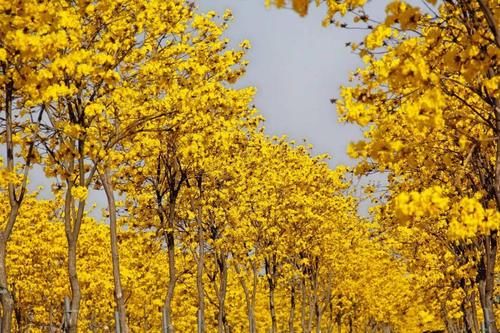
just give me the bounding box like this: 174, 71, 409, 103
198, 0, 377, 167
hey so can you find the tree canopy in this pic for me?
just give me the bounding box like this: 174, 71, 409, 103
0, 0, 498, 332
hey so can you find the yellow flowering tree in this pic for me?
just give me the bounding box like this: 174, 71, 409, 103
7, 0, 252, 331
0, 0, 70, 329
7, 0, 495, 332
270, 0, 499, 330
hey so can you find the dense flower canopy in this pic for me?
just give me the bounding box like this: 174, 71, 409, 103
0, 0, 498, 332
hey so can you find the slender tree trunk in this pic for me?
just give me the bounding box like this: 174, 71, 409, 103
67, 233, 81, 333
308, 280, 314, 333
478, 256, 498, 333
13, 284, 22, 330
312, 268, 321, 333
289, 281, 296, 333
301, 277, 308, 333
242, 260, 258, 333
326, 299, 334, 333
1, 80, 41, 332
63, 179, 79, 333
217, 252, 228, 333
325, 273, 334, 333
233, 261, 256, 333
194, 198, 205, 333
101, 169, 128, 333
65, 174, 88, 333
265, 257, 277, 333
348, 304, 356, 333
250, 261, 257, 333
460, 279, 475, 333
49, 302, 55, 333
268, 275, 277, 333
162, 200, 177, 333
0, 80, 19, 333
478, 11, 500, 333
461, 299, 474, 333
0, 230, 14, 333
461, 286, 480, 333
470, 291, 481, 333
442, 304, 456, 333
159, 157, 185, 333
316, 304, 322, 333
478, 232, 498, 333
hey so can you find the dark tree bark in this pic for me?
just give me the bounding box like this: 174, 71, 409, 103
289, 281, 296, 333
265, 255, 278, 333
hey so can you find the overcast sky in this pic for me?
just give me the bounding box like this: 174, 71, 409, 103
198, 0, 376, 167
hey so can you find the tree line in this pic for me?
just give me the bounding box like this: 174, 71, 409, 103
1, 0, 499, 332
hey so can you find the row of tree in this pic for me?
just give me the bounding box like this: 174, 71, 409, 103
0, 0, 425, 332
0, 0, 498, 332
271, 0, 499, 332
5, 134, 434, 332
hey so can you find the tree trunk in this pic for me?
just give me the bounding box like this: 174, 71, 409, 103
268, 275, 277, 333
308, 280, 314, 333
233, 261, 256, 333
67, 235, 81, 333
265, 257, 277, 333
470, 291, 481, 333
0, 79, 20, 333
312, 268, 321, 333
62, 179, 79, 333
326, 300, 334, 333
443, 304, 457, 333
217, 252, 228, 333
0, 231, 14, 333
301, 277, 308, 333
460, 279, 476, 333
478, 232, 498, 333
478, 11, 500, 333
194, 199, 205, 333
461, 299, 474, 333
62, 131, 92, 333
289, 281, 296, 333
101, 169, 129, 333
316, 304, 322, 333
250, 261, 257, 333
324, 273, 334, 333
162, 200, 177, 333
13, 284, 22, 330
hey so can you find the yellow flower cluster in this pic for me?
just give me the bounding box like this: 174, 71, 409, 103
448, 197, 500, 240
70, 186, 88, 201
395, 186, 449, 220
